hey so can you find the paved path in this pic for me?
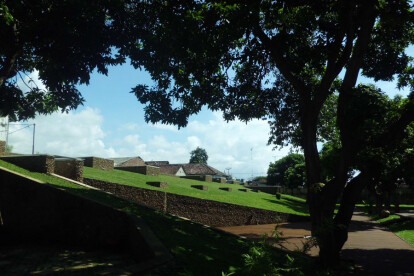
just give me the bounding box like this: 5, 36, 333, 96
219, 212, 414, 275
341, 212, 414, 276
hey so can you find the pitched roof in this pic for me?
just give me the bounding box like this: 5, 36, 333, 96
145, 161, 170, 166
110, 157, 145, 167
158, 164, 183, 175
179, 163, 227, 177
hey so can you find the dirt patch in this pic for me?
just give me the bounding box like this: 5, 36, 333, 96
218, 222, 319, 256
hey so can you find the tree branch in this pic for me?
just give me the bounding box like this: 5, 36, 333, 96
315, 0, 357, 109
0, 22, 20, 87
341, 0, 378, 90
252, 21, 309, 100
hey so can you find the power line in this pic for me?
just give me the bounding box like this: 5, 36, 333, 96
8, 125, 31, 135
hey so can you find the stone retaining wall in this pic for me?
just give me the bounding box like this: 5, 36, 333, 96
0, 155, 55, 174
84, 178, 308, 227
248, 186, 281, 195
0, 140, 5, 154
82, 157, 114, 171
54, 158, 84, 182
116, 165, 160, 176
180, 175, 213, 182
213, 178, 226, 184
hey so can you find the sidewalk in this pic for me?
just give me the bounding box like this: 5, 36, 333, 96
341, 212, 414, 276
218, 212, 414, 275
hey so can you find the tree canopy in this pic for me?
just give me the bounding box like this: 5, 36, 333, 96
124, 0, 414, 266
0, 0, 126, 120
189, 147, 208, 164
3, 0, 414, 267
267, 153, 305, 189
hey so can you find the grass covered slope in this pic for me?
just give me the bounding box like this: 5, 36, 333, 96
83, 167, 308, 216
0, 160, 249, 275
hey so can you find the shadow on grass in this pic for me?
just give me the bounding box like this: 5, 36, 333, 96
54, 185, 250, 276
0, 244, 141, 275
263, 198, 309, 216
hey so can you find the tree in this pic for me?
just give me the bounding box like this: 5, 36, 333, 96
0, 0, 126, 120
124, 1, 414, 266
267, 154, 305, 189
189, 147, 208, 164
252, 176, 267, 184
5, 144, 12, 153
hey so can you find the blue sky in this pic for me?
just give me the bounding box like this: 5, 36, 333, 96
6, 61, 411, 179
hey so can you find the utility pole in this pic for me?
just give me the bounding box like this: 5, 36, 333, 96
5, 116, 9, 148
250, 147, 253, 179
32, 123, 35, 155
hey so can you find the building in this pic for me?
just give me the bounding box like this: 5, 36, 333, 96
157, 163, 227, 178
158, 164, 186, 176
145, 161, 170, 166
111, 157, 146, 167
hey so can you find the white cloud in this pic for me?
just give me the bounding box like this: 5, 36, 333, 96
181, 112, 290, 179
149, 123, 179, 132
116, 111, 290, 179
7, 107, 117, 158
16, 70, 47, 92
6, 107, 290, 180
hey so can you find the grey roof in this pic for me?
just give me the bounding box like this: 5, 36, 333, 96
110, 157, 144, 167
166, 163, 227, 177
145, 161, 170, 166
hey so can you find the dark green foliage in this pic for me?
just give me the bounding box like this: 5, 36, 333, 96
267, 154, 305, 188
276, 193, 282, 200
122, 1, 414, 266
0, 0, 126, 120
189, 147, 208, 164
4, 0, 414, 267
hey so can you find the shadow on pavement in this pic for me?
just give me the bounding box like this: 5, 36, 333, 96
341, 248, 414, 276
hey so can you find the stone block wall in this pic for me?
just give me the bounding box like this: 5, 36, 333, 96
0, 140, 5, 154
54, 158, 84, 182
115, 165, 160, 176
84, 178, 166, 211
82, 157, 114, 171
84, 178, 309, 227
280, 187, 307, 198
213, 177, 226, 184
181, 175, 213, 182
0, 155, 55, 174
117, 157, 146, 167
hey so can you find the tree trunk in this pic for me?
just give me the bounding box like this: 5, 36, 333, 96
333, 172, 370, 251
301, 108, 343, 266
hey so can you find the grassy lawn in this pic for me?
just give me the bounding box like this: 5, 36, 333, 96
0, 160, 248, 275
373, 214, 414, 246
83, 167, 308, 216
355, 203, 414, 210
0, 160, 325, 275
